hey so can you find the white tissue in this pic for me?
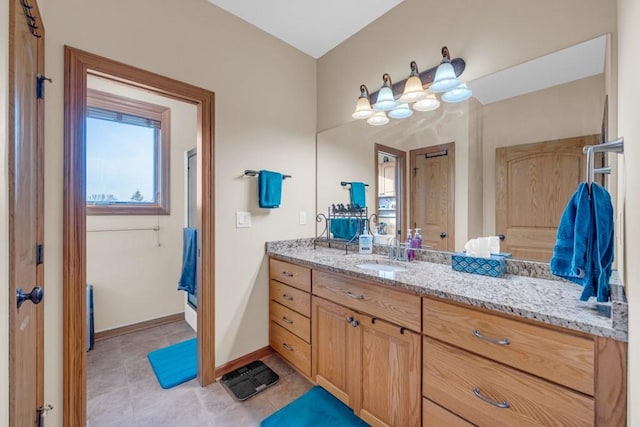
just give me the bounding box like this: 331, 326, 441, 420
464, 236, 500, 258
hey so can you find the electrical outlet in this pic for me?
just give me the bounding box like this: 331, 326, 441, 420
236, 211, 251, 228
299, 211, 307, 225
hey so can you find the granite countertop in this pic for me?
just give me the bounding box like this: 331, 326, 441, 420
266, 239, 628, 342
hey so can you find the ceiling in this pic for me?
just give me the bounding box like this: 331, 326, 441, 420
207, 0, 405, 58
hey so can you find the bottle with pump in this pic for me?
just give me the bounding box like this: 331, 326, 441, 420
359, 224, 373, 254
411, 228, 423, 260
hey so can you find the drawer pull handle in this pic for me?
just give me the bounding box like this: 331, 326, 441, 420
282, 343, 294, 351
345, 290, 365, 300
282, 316, 293, 324
282, 271, 294, 277
473, 387, 510, 409
473, 329, 510, 345
282, 294, 294, 301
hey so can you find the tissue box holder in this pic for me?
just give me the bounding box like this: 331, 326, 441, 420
452, 252, 510, 277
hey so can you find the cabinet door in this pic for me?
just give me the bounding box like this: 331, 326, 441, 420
359, 316, 421, 427
312, 297, 362, 409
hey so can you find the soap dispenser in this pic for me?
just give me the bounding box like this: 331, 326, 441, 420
411, 228, 423, 256
359, 227, 373, 254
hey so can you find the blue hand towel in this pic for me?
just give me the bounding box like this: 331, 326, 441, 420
350, 182, 366, 208
177, 227, 197, 296
258, 170, 282, 208
550, 183, 614, 302
329, 217, 363, 241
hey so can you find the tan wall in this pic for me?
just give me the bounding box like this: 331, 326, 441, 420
317, 0, 616, 131
38, 0, 316, 424
1, 0, 9, 423
618, 1, 639, 424
85, 76, 196, 333
482, 75, 605, 235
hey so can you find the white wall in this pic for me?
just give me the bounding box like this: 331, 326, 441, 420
37, 0, 316, 425
317, 0, 616, 131
618, 1, 639, 425
86, 76, 196, 332
1, 0, 10, 424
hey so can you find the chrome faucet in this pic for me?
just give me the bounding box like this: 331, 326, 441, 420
388, 238, 409, 262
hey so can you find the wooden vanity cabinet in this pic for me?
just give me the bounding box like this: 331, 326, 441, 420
268, 258, 312, 376
312, 271, 422, 427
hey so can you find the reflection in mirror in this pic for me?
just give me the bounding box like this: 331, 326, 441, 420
374, 144, 406, 243
316, 34, 612, 261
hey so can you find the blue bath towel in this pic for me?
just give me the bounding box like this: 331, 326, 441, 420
258, 170, 282, 208
550, 182, 614, 302
177, 227, 197, 296
330, 217, 363, 240
350, 182, 366, 208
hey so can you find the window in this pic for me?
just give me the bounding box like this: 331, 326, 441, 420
86, 89, 170, 215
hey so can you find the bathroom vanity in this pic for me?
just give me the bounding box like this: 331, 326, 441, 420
266, 239, 627, 427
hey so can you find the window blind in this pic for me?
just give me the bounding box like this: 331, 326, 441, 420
87, 106, 161, 129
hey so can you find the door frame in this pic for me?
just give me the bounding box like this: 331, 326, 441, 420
374, 143, 407, 239
63, 47, 215, 426
409, 142, 455, 250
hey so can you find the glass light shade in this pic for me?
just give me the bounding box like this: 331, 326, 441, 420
442, 83, 472, 103
429, 62, 461, 93
373, 86, 397, 111
352, 96, 373, 119
399, 75, 426, 103
367, 111, 390, 126
413, 93, 440, 111
388, 103, 413, 119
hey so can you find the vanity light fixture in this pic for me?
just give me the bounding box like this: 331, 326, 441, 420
430, 47, 462, 93
441, 82, 472, 103
372, 73, 398, 111
352, 46, 470, 125
399, 61, 427, 103
388, 103, 413, 119
367, 111, 390, 126
352, 84, 374, 119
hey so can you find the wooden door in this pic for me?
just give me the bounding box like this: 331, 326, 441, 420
496, 135, 598, 261
311, 297, 361, 409
9, 0, 46, 425
359, 317, 421, 427
410, 143, 455, 251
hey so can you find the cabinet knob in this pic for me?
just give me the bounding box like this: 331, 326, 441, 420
439, 232, 447, 239
351, 320, 360, 328
346, 316, 354, 323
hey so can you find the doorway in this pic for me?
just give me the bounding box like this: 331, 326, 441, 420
374, 144, 406, 241
410, 142, 455, 251
63, 47, 215, 425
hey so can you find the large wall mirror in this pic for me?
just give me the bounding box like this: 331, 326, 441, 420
317, 34, 614, 262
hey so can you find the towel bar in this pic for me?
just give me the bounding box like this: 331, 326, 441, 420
583, 137, 624, 185
340, 181, 369, 187
244, 170, 291, 179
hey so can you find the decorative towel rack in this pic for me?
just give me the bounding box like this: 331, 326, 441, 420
244, 170, 291, 179
340, 181, 369, 187
583, 137, 624, 185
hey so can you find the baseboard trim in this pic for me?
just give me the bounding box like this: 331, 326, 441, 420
94, 312, 185, 341
215, 345, 274, 379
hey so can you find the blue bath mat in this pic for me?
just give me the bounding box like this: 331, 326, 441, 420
147, 338, 197, 389
261, 386, 369, 427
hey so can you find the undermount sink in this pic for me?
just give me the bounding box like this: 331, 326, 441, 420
356, 263, 406, 273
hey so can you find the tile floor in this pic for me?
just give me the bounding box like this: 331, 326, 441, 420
87, 321, 313, 427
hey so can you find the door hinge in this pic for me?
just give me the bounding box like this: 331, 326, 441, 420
413, 168, 418, 177
36, 75, 52, 99
36, 244, 44, 265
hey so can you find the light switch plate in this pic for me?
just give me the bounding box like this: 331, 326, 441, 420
236, 211, 251, 228
299, 211, 307, 225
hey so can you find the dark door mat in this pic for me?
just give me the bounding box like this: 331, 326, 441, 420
220, 360, 279, 401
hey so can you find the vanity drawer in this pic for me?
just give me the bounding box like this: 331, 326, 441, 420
270, 258, 311, 292
270, 301, 311, 343
423, 398, 474, 427
423, 298, 594, 395
270, 321, 311, 377
423, 337, 594, 427
313, 270, 421, 331
270, 280, 311, 317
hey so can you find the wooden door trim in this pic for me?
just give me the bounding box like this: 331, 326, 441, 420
63, 46, 216, 426
374, 143, 407, 238
409, 142, 455, 250
8, 0, 46, 422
